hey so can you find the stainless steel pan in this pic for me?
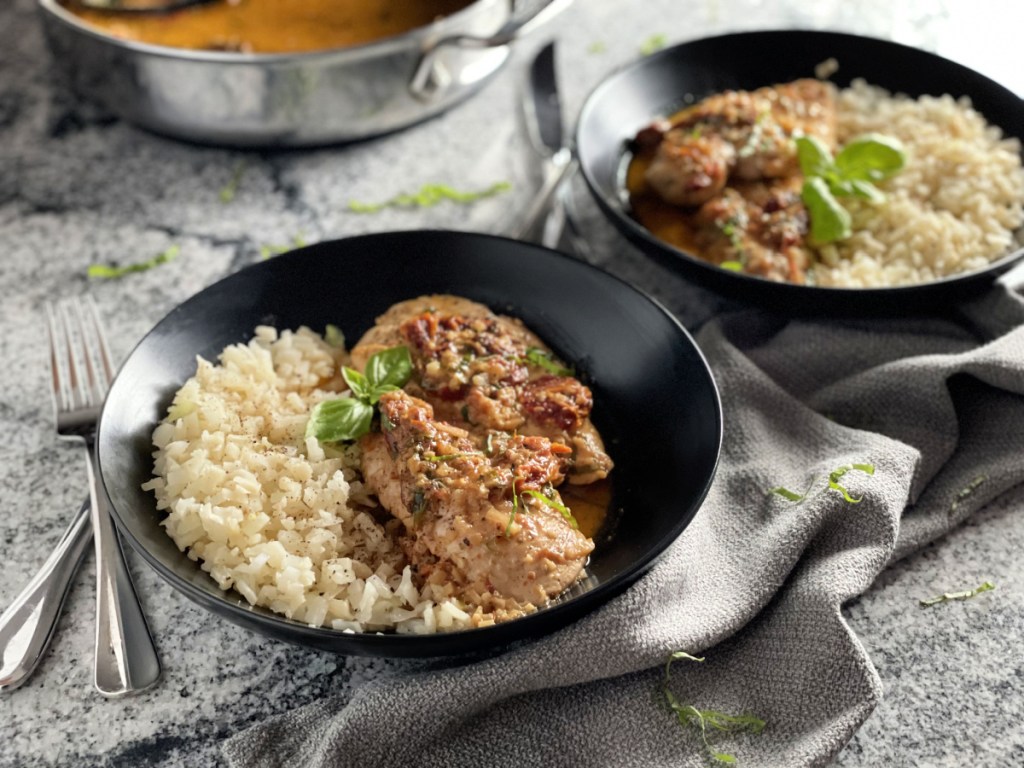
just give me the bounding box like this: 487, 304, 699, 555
37, 0, 569, 146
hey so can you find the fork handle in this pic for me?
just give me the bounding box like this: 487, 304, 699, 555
0, 498, 93, 693
85, 443, 161, 697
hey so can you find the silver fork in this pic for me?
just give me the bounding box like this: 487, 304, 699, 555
40, 297, 161, 696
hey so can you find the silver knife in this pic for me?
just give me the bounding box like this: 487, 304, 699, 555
512, 40, 577, 248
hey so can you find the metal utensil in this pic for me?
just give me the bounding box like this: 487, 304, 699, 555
46, 298, 161, 697
0, 499, 92, 693
512, 40, 576, 248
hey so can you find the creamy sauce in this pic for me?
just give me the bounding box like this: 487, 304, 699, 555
62, 0, 475, 54
561, 479, 612, 540
625, 144, 704, 255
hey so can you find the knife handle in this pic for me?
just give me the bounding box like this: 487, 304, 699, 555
0, 499, 92, 693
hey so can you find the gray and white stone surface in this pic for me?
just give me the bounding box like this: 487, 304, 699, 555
1, 0, 1022, 765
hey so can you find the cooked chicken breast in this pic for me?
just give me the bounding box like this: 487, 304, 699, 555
361, 390, 594, 604
352, 295, 613, 485
644, 78, 837, 203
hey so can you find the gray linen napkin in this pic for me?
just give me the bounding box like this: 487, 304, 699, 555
223, 286, 1024, 768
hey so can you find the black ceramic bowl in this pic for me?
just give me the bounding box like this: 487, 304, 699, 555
576, 30, 1024, 315
96, 230, 721, 657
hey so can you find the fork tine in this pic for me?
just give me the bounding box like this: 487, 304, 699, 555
44, 302, 71, 414
57, 301, 89, 412
67, 300, 104, 409
83, 296, 115, 394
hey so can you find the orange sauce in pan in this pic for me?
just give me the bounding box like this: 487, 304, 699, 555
62, 0, 475, 54
625, 143, 704, 255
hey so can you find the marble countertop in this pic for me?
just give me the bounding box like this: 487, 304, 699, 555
2, 0, 1022, 765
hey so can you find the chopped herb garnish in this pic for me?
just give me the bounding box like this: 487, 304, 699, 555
348, 181, 511, 213
522, 347, 574, 377
639, 34, 667, 55
305, 345, 412, 443
324, 324, 346, 349
795, 133, 906, 243
505, 480, 520, 537
219, 160, 246, 203
522, 489, 578, 529
662, 651, 765, 764
424, 452, 479, 462
88, 245, 180, 279
719, 261, 744, 272
411, 489, 427, 526
920, 580, 995, 607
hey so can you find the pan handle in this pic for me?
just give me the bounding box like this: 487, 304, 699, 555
410, 0, 573, 101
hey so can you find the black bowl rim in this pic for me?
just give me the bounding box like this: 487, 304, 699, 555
575, 28, 1024, 305
96, 229, 723, 653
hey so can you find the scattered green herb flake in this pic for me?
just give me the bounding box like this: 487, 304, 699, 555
348, 181, 511, 213
950, 474, 987, 516
259, 234, 307, 260
523, 347, 574, 377
828, 463, 875, 503
794, 133, 906, 243
639, 34, 667, 55
324, 324, 346, 349
305, 345, 412, 443
219, 160, 246, 203
88, 245, 180, 279
587, 41, 607, 54
768, 486, 805, 502
920, 580, 995, 607
522, 489, 578, 529
662, 652, 765, 764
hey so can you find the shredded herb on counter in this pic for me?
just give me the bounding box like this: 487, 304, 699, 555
662, 651, 766, 764
920, 581, 996, 607
348, 181, 511, 213
259, 234, 307, 260
219, 160, 247, 203
639, 34, 667, 55
587, 41, 607, 54
88, 245, 180, 279
305, 345, 412, 443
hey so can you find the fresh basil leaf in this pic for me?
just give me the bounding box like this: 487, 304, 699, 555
848, 179, 886, 203
802, 177, 852, 243
305, 397, 374, 442
794, 135, 835, 179
365, 346, 413, 390
834, 133, 906, 182
367, 383, 400, 405
342, 367, 371, 400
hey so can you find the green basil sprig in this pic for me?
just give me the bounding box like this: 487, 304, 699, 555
795, 133, 907, 243
305, 345, 413, 443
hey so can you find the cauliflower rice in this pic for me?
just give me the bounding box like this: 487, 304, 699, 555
813, 80, 1024, 287
142, 326, 490, 633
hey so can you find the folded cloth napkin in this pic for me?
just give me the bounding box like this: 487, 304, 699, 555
223, 285, 1024, 768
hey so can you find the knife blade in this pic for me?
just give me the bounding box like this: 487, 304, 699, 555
512, 40, 576, 248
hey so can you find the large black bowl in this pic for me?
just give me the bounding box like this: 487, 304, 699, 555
96, 230, 722, 657
576, 30, 1024, 315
